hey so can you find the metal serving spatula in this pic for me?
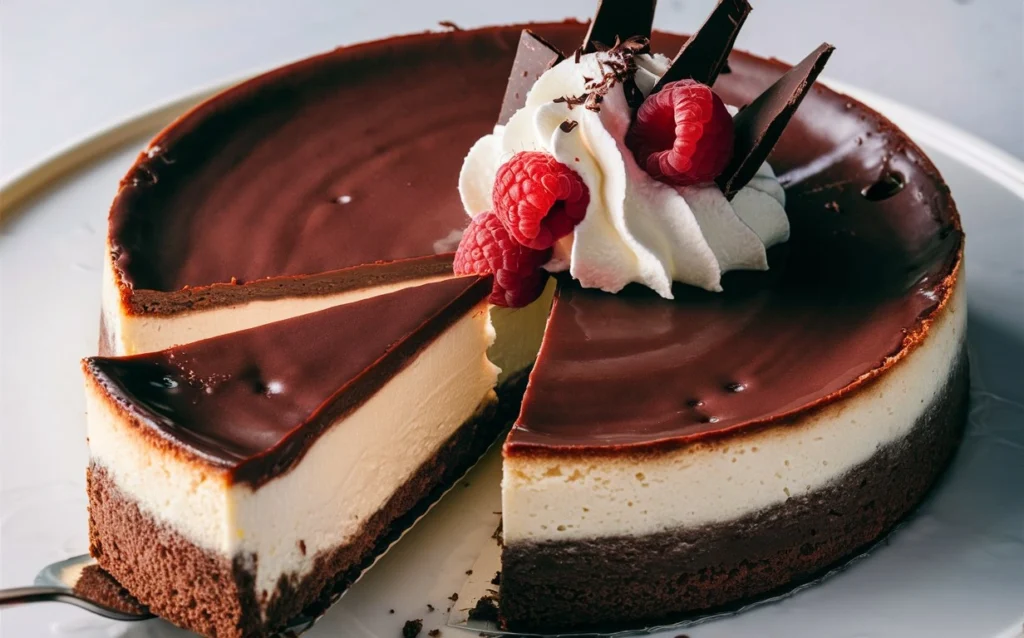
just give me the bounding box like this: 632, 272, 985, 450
0, 554, 151, 621
0, 554, 331, 634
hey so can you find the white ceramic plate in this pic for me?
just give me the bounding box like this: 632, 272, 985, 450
1, 80, 1022, 638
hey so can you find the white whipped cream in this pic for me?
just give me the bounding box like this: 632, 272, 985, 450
459, 52, 789, 297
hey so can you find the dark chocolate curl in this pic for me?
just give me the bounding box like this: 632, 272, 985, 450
582, 0, 657, 53
497, 30, 565, 125
653, 0, 751, 93
718, 43, 834, 198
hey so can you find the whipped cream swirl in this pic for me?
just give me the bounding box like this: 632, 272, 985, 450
459, 52, 790, 298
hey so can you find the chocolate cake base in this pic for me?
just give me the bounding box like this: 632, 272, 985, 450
499, 349, 969, 631
88, 373, 528, 638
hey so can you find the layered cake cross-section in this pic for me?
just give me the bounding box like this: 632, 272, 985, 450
84, 276, 502, 636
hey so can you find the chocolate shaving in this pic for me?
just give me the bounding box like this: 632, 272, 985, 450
438, 20, 462, 31
554, 36, 649, 114
559, 119, 580, 133
497, 30, 565, 125
717, 43, 834, 198
583, 0, 658, 53
653, 0, 751, 93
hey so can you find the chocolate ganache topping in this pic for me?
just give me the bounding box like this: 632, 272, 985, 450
107, 21, 961, 456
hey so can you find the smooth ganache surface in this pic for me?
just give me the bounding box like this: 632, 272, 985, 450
84, 276, 490, 485
108, 22, 961, 453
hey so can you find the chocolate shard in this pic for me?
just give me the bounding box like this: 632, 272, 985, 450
582, 0, 657, 53
653, 0, 751, 93
497, 30, 565, 125
717, 43, 834, 198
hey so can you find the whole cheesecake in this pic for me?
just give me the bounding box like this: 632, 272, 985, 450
86, 9, 966, 638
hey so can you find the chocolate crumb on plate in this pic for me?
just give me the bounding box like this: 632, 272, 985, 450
428, 630, 442, 637
491, 571, 502, 586
448, 592, 459, 602
467, 594, 500, 622
427, 603, 435, 612
402, 619, 423, 638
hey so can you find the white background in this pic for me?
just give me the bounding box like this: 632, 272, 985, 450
1, 0, 1022, 185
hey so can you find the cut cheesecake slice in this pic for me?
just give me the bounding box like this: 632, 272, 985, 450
83, 276, 502, 637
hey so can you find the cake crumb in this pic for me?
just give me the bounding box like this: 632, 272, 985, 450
426, 604, 435, 613
297, 540, 306, 556
465, 569, 473, 575
467, 594, 499, 622
389, 609, 395, 614
448, 592, 459, 602
428, 630, 442, 637
491, 571, 501, 586
402, 619, 423, 638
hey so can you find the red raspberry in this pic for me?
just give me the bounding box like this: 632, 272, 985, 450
626, 79, 734, 186
492, 152, 590, 251
453, 211, 552, 308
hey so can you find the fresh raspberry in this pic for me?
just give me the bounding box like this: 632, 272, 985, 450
453, 211, 552, 308
492, 152, 590, 250
626, 79, 734, 186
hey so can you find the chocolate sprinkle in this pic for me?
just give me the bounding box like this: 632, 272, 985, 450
582, 0, 657, 53
554, 36, 649, 114
559, 119, 580, 133
717, 43, 834, 198
654, 0, 751, 92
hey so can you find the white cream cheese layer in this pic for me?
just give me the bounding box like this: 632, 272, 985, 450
459, 52, 789, 298
502, 280, 966, 545
87, 306, 498, 611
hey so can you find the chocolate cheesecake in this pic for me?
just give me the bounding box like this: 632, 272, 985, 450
85, 3, 966, 636
85, 276, 503, 636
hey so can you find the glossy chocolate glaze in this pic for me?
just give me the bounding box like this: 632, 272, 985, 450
507, 26, 961, 453
108, 23, 961, 455
85, 276, 490, 486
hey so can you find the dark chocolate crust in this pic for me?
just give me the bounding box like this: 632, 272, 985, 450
85, 276, 490, 487
499, 347, 969, 631
88, 372, 528, 638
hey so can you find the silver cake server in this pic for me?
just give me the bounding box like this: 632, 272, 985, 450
0, 554, 329, 634
0, 554, 152, 621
